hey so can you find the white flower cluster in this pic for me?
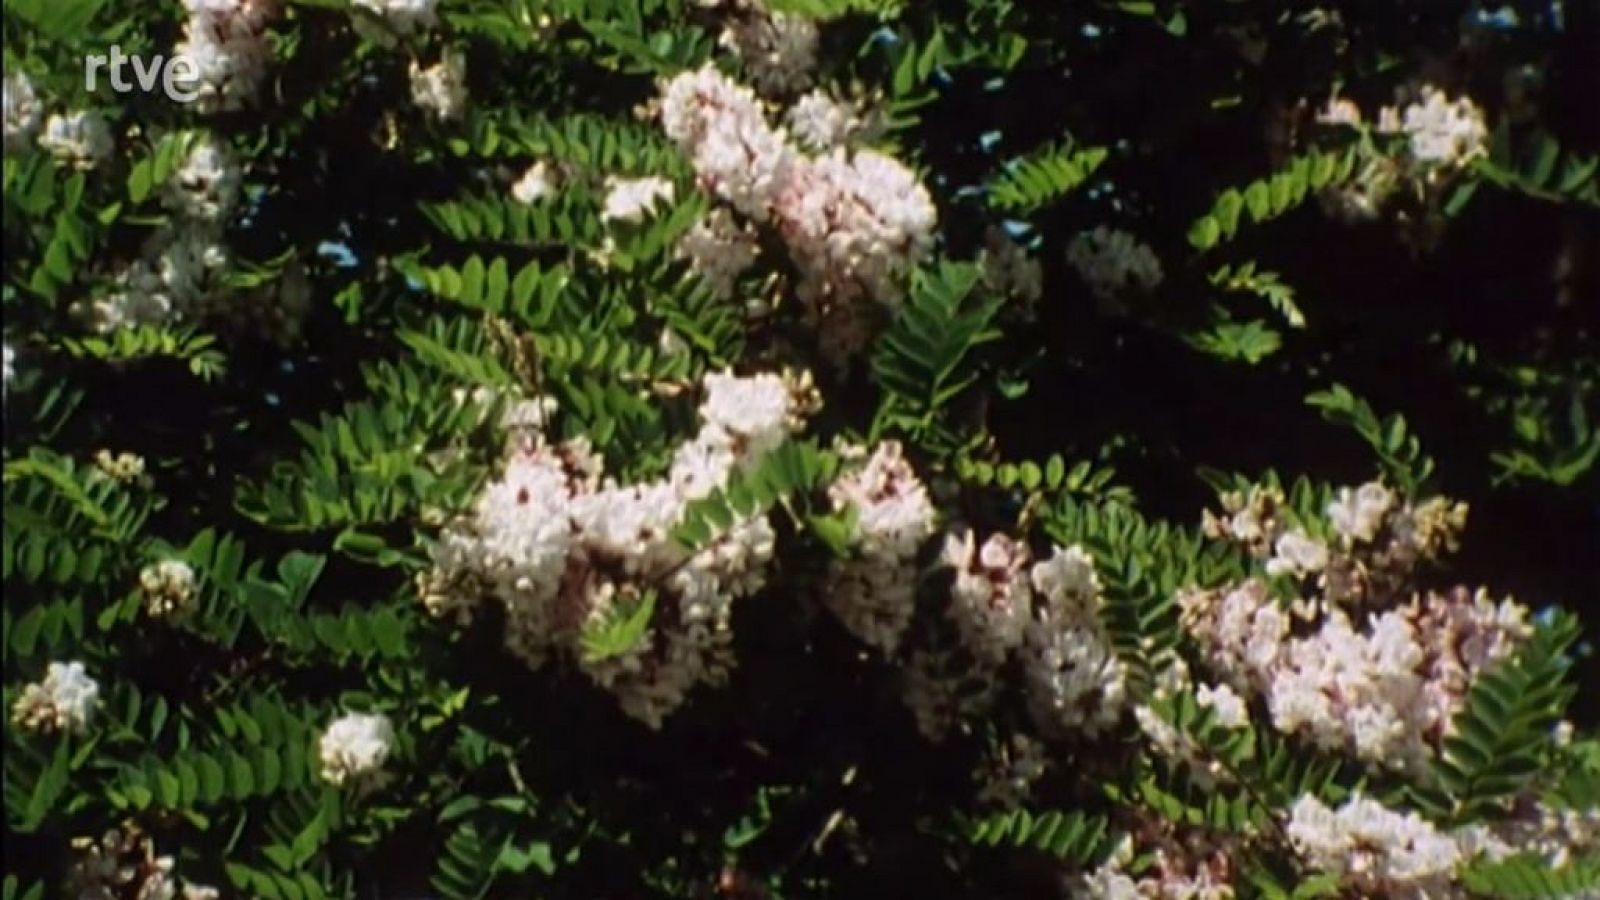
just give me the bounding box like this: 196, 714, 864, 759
66, 820, 220, 900
80, 125, 308, 342
602, 176, 676, 224
1074, 833, 1237, 900
942, 531, 1032, 664
1311, 85, 1488, 226
715, 0, 819, 96
1396, 86, 1489, 169
1021, 545, 1129, 738
422, 369, 818, 727
317, 711, 395, 793
38, 110, 115, 170
785, 88, 880, 152
1203, 479, 1467, 608
11, 660, 101, 736
140, 560, 199, 619
659, 66, 937, 367
824, 441, 937, 654
676, 208, 762, 299
4, 71, 43, 153
1134, 661, 1253, 790
410, 52, 468, 122
1287, 793, 1461, 897
351, 0, 438, 38
511, 161, 558, 205
175, 0, 279, 112
1456, 798, 1600, 870
162, 134, 244, 222
1182, 580, 1530, 770
1066, 226, 1163, 302
926, 536, 1129, 740
83, 225, 232, 333
1326, 480, 1393, 543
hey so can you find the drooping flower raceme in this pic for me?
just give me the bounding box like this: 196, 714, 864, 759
1398, 86, 1488, 170
717, 0, 819, 96
37, 111, 114, 170
943, 530, 1033, 665
84, 225, 232, 333
1287, 793, 1461, 897
1182, 581, 1530, 770
11, 661, 101, 736
421, 368, 819, 728
659, 66, 936, 367
162, 134, 243, 222
786, 88, 877, 152
1022, 544, 1129, 738
824, 441, 937, 654
318, 711, 396, 792
676, 208, 761, 299
174, 0, 279, 112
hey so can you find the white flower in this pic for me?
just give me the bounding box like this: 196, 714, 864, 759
317, 711, 395, 791
944, 531, 1033, 664
84, 225, 232, 333
601, 176, 675, 224
1195, 682, 1248, 728
660, 65, 794, 222
11, 661, 101, 735
697, 368, 794, 455
676, 208, 760, 298
1265, 528, 1329, 578
720, 3, 818, 95
659, 66, 935, 365
163, 135, 243, 222
1316, 95, 1363, 128
140, 560, 199, 619
1287, 794, 1460, 894
174, 0, 277, 112
1400, 86, 1488, 168
1066, 226, 1163, 301
424, 368, 815, 728
3, 343, 15, 397
824, 441, 935, 654
4, 71, 43, 153
1326, 481, 1394, 544
786, 88, 864, 151
1023, 614, 1127, 739
351, 0, 438, 36
510, 161, 556, 204
1029, 544, 1099, 621
37, 111, 114, 169
409, 52, 467, 121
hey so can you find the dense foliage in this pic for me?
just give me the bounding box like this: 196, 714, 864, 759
3, 0, 1597, 896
